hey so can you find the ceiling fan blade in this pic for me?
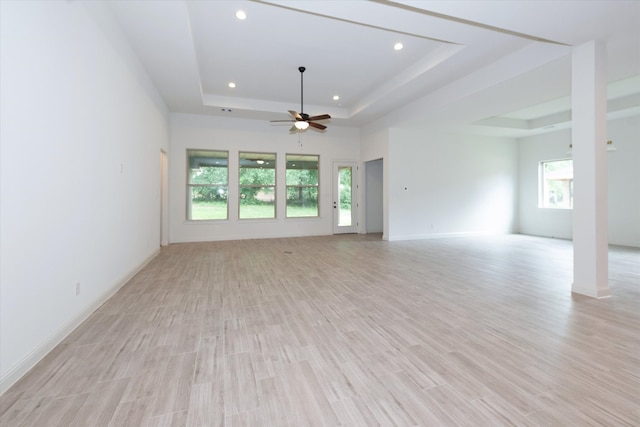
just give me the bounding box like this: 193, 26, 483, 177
289, 110, 302, 120
309, 122, 327, 130
270, 119, 295, 123
289, 125, 298, 133
307, 114, 331, 121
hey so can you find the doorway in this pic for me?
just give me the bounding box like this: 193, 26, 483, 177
365, 158, 383, 234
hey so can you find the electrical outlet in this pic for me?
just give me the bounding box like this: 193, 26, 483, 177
75, 282, 80, 296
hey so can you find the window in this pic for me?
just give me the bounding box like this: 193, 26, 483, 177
286, 154, 319, 217
239, 152, 276, 219
187, 150, 228, 220
540, 159, 573, 209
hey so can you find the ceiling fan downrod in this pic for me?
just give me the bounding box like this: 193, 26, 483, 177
299, 66, 305, 117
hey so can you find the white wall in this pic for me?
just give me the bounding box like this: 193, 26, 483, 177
519, 116, 640, 247
169, 113, 360, 242
386, 128, 519, 241
0, 1, 169, 392
608, 116, 640, 247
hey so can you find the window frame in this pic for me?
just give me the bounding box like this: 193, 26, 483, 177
238, 151, 277, 220
285, 154, 320, 218
186, 149, 229, 221
539, 158, 574, 209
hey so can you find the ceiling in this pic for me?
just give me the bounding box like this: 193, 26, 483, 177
108, 0, 640, 137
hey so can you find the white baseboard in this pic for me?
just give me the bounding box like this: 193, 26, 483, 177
0, 249, 160, 395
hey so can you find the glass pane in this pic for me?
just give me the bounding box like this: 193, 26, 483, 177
338, 167, 352, 226
286, 169, 318, 185
286, 186, 318, 217
189, 187, 228, 220
286, 155, 319, 185
188, 150, 228, 185
239, 168, 275, 185
287, 169, 318, 185
239, 153, 276, 178
240, 186, 275, 219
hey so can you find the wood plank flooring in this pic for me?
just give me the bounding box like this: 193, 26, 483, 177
2, 234, 639, 426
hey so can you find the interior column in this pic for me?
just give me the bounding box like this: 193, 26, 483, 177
571, 40, 610, 298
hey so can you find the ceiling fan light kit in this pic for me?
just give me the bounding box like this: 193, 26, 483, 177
270, 66, 331, 133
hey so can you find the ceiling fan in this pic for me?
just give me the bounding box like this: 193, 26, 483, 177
271, 66, 331, 132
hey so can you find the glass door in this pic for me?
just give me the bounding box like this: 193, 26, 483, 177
333, 162, 358, 234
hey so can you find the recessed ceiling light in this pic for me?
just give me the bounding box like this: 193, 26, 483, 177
333, 95, 340, 101
228, 82, 236, 88
235, 10, 247, 20
394, 42, 404, 51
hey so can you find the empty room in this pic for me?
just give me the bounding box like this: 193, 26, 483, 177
1, 1, 639, 425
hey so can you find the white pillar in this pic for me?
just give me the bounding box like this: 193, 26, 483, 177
571, 40, 610, 298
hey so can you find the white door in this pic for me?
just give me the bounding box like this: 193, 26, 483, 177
333, 162, 358, 234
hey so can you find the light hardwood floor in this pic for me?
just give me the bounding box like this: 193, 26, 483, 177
2, 234, 639, 426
